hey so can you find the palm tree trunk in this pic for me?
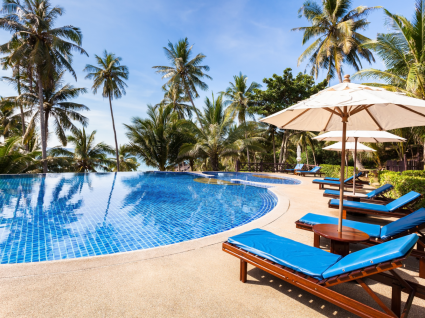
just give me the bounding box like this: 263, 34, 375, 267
305, 146, 309, 166
108, 95, 120, 172
311, 145, 317, 166
272, 129, 276, 165
337, 69, 343, 83
37, 70, 47, 173
44, 111, 49, 144
16, 64, 27, 151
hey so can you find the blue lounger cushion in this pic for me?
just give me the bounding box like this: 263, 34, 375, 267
323, 234, 418, 278
381, 208, 425, 240
325, 172, 362, 181
297, 166, 321, 173
299, 213, 382, 238
228, 228, 341, 279
385, 191, 421, 211
323, 184, 393, 199
330, 199, 390, 212
330, 191, 421, 212
314, 179, 350, 185
364, 184, 393, 198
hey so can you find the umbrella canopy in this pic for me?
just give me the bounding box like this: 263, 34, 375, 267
314, 131, 406, 143
260, 80, 425, 132
323, 142, 376, 152
260, 75, 425, 232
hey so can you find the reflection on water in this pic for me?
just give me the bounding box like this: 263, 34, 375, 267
0, 172, 277, 264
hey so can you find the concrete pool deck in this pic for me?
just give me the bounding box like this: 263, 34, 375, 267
0, 172, 424, 317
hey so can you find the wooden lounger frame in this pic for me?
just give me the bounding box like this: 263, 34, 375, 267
223, 241, 425, 318
313, 180, 364, 190
295, 220, 425, 279
295, 170, 324, 177
323, 188, 394, 203
328, 196, 422, 218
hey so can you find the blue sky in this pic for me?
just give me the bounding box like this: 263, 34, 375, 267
0, 0, 415, 170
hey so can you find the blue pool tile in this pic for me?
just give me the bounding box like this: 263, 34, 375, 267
0, 172, 281, 264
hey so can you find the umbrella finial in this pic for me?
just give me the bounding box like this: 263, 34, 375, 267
343, 75, 351, 83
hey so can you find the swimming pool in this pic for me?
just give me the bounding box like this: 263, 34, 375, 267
203, 172, 301, 185
0, 172, 278, 264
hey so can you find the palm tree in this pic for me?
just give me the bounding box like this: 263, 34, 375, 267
292, 0, 378, 82
353, 1, 425, 99
20, 71, 89, 145
0, 0, 87, 172
153, 38, 212, 121
124, 104, 185, 171
0, 136, 40, 174
107, 145, 139, 172
49, 128, 114, 172
179, 93, 264, 171
159, 83, 192, 119
0, 97, 22, 137
222, 72, 261, 165
290, 131, 318, 166
84, 50, 129, 172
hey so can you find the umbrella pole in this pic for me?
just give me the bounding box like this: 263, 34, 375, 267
338, 111, 348, 232
353, 137, 358, 195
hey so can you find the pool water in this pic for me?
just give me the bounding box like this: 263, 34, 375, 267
0, 172, 277, 264
203, 172, 301, 185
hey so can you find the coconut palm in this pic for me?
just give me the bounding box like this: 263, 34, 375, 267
153, 38, 212, 120
0, 0, 87, 172
107, 145, 139, 172
292, 0, 378, 82
49, 128, 114, 172
179, 93, 264, 171
20, 71, 89, 146
222, 72, 261, 165
353, 1, 425, 99
159, 83, 192, 119
84, 50, 129, 172
124, 104, 186, 171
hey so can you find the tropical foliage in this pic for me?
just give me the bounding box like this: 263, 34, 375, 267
49, 128, 114, 172
353, 0, 425, 99
293, 0, 378, 82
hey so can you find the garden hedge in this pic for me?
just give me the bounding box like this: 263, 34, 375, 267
371, 170, 425, 209
320, 164, 356, 179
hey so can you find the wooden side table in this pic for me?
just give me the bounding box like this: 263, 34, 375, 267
312, 224, 370, 256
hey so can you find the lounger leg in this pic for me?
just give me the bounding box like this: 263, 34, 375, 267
391, 283, 402, 317
419, 259, 425, 279
314, 233, 320, 248
240, 259, 247, 283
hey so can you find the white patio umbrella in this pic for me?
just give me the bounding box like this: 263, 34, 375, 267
260, 75, 425, 232
323, 142, 375, 186
323, 141, 376, 152
315, 131, 405, 194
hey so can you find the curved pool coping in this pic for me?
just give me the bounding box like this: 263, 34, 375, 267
0, 180, 290, 278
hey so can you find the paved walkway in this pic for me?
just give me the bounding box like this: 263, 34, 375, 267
1, 173, 424, 317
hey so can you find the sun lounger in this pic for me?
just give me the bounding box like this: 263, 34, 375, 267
223, 229, 424, 317
323, 184, 394, 203
295, 209, 425, 278
295, 166, 323, 177
284, 163, 304, 174
312, 175, 364, 190
325, 172, 367, 184
328, 191, 422, 218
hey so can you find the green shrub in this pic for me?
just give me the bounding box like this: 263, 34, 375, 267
376, 172, 425, 209
402, 170, 425, 177
320, 164, 356, 179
